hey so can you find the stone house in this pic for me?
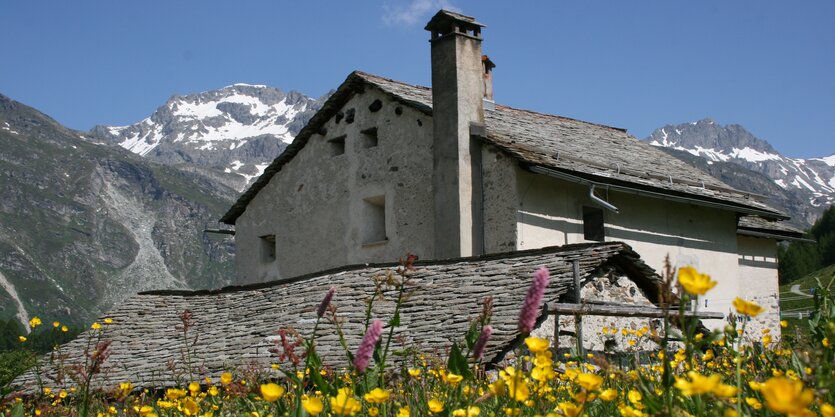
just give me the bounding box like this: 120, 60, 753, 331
220, 10, 802, 334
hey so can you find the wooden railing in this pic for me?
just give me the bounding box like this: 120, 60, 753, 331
549, 260, 724, 354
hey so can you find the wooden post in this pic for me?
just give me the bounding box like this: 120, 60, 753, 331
572, 260, 584, 355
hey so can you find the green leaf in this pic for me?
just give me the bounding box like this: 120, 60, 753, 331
389, 311, 401, 328
10, 403, 24, 417
465, 322, 478, 350
310, 368, 333, 396
447, 343, 471, 379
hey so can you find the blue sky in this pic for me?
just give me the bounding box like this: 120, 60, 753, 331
1, 1, 833, 158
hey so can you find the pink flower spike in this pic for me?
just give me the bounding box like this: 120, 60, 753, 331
317, 287, 336, 318
353, 319, 384, 373
472, 325, 493, 361
518, 266, 550, 334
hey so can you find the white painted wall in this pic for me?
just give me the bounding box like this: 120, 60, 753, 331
512, 168, 773, 331
234, 89, 436, 283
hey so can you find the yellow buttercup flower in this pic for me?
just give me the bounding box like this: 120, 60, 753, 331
207, 386, 218, 397
136, 405, 155, 416
524, 337, 549, 353
674, 371, 721, 396
712, 384, 737, 398
746, 397, 762, 410
445, 372, 463, 384
627, 390, 642, 405
104, 318, 113, 324
820, 403, 834, 417
219, 373, 233, 385
506, 377, 529, 402
188, 382, 200, 395
330, 388, 362, 416
733, 298, 763, 317
760, 377, 813, 414
302, 395, 324, 415
558, 402, 582, 417
369, 407, 379, 417
575, 372, 603, 391
363, 388, 390, 403
677, 266, 717, 295
452, 406, 480, 417
18, 336, 26, 343
181, 397, 200, 416
165, 388, 186, 400
259, 383, 284, 402
29, 317, 42, 328
408, 368, 421, 377
61, 325, 68, 332
428, 399, 444, 413
396, 407, 410, 417
599, 388, 617, 401
52, 321, 60, 328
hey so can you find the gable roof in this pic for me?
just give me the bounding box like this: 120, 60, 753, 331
16, 242, 660, 390
221, 71, 783, 224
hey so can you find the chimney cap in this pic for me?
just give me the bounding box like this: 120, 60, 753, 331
424, 9, 485, 33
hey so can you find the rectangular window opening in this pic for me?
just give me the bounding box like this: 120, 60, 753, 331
582, 206, 604, 242
362, 195, 387, 245
329, 135, 346, 156
260, 234, 276, 262
361, 127, 378, 148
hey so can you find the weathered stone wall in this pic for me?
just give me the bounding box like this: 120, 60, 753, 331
235, 88, 436, 283
16, 243, 654, 391
736, 235, 781, 339
533, 268, 663, 352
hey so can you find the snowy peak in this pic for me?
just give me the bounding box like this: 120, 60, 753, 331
97, 84, 314, 155
90, 84, 325, 190
647, 118, 780, 160
644, 119, 835, 226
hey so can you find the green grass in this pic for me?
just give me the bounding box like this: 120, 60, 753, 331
779, 264, 835, 334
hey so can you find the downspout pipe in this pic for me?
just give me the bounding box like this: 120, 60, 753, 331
589, 184, 619, 213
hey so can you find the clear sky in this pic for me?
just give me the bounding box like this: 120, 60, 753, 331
1, 1, 833, 158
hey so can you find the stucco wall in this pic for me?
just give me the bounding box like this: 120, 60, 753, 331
234, 89, 436, 283
514, 169, 748, 330
480, 143, 518, 254
737, 235, 781, 339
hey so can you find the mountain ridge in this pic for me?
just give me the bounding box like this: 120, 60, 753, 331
644, 118, 835, 226
0, 93, 237, 328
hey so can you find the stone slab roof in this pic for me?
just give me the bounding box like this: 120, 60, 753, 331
17, 242, 659, 391
737, 215, 809, 242
221, 71, 783, 224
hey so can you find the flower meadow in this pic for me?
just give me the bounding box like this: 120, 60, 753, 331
2, 259, 834, 417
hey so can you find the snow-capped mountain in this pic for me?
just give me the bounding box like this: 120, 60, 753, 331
90, 84, 326, 190
645, 118, 835, 226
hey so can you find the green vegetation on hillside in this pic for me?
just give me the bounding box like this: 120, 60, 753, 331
778, 205, 835, 284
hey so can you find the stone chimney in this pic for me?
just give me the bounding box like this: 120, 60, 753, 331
425, 10, 485, 259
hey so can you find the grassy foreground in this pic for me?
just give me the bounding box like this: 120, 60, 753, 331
2, 262, 834, 417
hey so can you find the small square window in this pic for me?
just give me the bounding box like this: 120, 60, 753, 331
362, 195, 387, 245
583, 206, 604, 242
361, 127, 378, 148
260, 235, 276, 262
329, 135, 346, 156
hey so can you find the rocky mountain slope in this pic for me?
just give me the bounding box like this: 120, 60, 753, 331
89, 84, 326, 191
644, 118, 835, 226
0, 94, 237, 329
